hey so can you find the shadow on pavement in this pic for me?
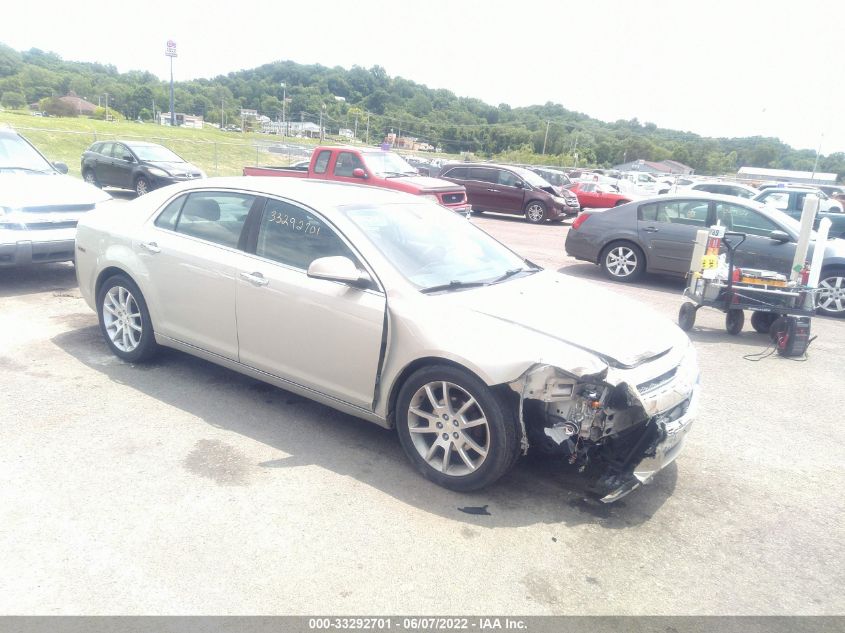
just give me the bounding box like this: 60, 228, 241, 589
52, 324, 677, 531
0, 262, 78, 299
556, 262, 687, 297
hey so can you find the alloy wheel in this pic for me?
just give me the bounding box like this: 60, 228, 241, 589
526, 203, 545, 222
818, 275, 845, 314
135, 178, 149, 196
605, 246, 639, 278
407, 381, 490, 476
102, 286, 143, 352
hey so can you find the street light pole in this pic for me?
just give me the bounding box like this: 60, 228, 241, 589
280, 82, 286, 137
542, 120, 550, 155
165, 40, 177, 126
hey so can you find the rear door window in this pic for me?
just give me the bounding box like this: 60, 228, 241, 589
313, 150, 331, 174
442, 166, 469, 180
468, 167, 497, 183
172, 191, 256, 248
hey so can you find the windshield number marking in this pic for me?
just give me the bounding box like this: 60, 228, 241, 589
268, 210, 321, 235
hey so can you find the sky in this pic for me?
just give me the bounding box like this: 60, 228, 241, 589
2, 0, 843, 153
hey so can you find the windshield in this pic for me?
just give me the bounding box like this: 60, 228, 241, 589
0, 134, 55, 172
534, 169, 570, 187
361, 151, 417, 176
511, 166, 551, 188
127, 144, 184, 163
341, 201, 530, 289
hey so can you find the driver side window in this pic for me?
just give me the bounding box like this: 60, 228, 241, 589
256, 198, 357, 271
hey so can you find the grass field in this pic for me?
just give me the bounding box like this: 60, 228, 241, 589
0, 110, 322, 178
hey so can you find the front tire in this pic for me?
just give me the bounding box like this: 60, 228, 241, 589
395, 364, 520, 492
817, 267, 845, 317
97, 274, 158, 363
524, 200, 547, 223
135, 176, 151, 197
600, 241, 646, 282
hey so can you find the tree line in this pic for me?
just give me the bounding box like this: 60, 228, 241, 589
1, 43, 842, 180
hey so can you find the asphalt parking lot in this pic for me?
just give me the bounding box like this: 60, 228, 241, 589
1, 210, 843, 616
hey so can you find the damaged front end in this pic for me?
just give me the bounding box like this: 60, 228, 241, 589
509, 345, 699, 503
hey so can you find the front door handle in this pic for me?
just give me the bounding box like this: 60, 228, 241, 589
642, 226, 659, 233
140, 241, 161, 253
240, 271, 269, 287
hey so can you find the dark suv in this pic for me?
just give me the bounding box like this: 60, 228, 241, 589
439, 163, 579, 223
81, 140, 205, 196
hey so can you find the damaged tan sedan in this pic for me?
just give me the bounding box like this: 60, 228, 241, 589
75, 178, 699, 502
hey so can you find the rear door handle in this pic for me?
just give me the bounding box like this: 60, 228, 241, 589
643, 226, 659, 233
140, 241, 161, 253
240, 271, 269, 287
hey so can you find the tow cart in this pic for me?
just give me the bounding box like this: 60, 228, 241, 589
677, 231, 815, 335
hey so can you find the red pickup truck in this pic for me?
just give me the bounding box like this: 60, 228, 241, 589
243, 146, 471, 213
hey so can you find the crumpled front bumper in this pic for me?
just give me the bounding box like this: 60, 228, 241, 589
599, 382, 700, 503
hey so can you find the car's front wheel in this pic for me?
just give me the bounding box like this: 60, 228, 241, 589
97, 274, 158, 362
135, 176, 151, 196
600, 241, 645, 282
524, 200, 547, 223
396, 364, 520, 492
817, 267, 845, 317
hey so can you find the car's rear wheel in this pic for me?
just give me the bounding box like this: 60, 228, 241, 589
817, 267, 845, 317
524, 201, 547, 223
135, 176, 151, 197
97, 274, 158, 362
396, 365, 520, 492
82, 168, 100, 188
600, 241, 645, 282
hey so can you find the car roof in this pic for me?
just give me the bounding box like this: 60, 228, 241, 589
160, 176, 426, 210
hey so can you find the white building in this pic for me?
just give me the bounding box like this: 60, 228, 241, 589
159, 113, 204, 129
737, 166, 837, 186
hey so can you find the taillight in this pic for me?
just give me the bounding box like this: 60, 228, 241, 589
571, 214, 590, 230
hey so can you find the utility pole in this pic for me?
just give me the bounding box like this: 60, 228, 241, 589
104, 93, 109, 122
365, 112, 370, 145
811, 134, 823, 181
542, 120, 550, 155
165, 40, 177, 126
221, 97, 224, 128
280, 82, 286, 137
354, 114, 358, 142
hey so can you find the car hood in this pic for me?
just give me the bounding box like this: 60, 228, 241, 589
395, 175, 465, 193
438, 270, 685, 369
0, 172, 111, 209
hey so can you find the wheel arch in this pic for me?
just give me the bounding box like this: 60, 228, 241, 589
95, 265, 138, 300
385, 356, 510, 429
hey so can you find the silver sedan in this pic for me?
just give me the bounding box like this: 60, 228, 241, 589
76, 178, 699, 502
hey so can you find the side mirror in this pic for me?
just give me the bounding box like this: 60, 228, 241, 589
769, 230, 791, 243
513, 180, 524, 189
53, 162, 68, 174
122, 154, 134, 162
307, 256, 372, 288
352, 167, 367, 179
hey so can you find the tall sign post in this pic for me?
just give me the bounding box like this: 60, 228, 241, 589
165, 40, 177, 126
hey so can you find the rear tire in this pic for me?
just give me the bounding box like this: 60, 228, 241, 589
96, 274, 158, 363
83, 169, 100, 188
395, 364, 520, 492
751, 311, 778, 333
600, 241, 646, 282
816, 267, 845, 317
